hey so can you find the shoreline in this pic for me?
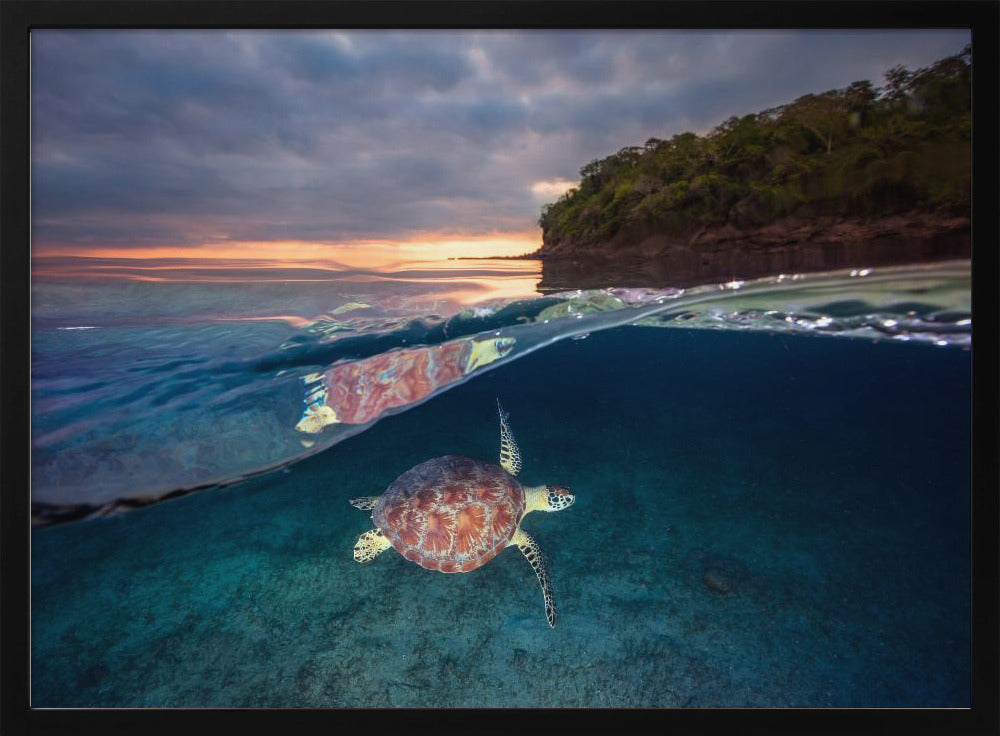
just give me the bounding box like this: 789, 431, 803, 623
484, 212, 971, 291
465, 212, 970, 261
525, 212, 970, 260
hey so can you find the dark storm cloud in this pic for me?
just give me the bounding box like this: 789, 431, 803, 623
264, 32, 475, 91
31, 29, 971, 251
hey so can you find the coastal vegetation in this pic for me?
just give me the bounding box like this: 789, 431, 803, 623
537, 46, 971, 253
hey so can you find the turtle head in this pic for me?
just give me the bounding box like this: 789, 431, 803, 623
524, 484, 575, 514
465, 335, 516, 373
295, 402, 339, 433
544, 485, 575, 511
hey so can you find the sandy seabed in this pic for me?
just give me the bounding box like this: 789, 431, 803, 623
31, 327, 971, 708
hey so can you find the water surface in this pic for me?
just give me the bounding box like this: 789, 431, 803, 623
31, 248, 971, 708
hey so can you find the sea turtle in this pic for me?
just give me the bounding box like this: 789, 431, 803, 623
349, 400, 575, 627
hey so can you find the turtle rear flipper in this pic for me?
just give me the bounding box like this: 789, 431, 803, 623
349, 496, 380, 511
511, 528, 556, 627
354, 529, 391, 563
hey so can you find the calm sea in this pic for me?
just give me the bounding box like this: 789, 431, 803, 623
31, 250, 971, 707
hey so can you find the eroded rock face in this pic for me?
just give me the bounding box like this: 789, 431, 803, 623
536, 213, 970, 258
532, 218, 969, 292
686, 214, 970, 250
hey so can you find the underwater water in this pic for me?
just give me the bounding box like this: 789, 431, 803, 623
31, 255, 971, 708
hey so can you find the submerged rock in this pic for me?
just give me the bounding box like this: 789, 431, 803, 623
702, 564, 744, 595
684, 548, 752, 596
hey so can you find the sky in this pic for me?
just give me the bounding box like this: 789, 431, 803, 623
31, 29, 971, 260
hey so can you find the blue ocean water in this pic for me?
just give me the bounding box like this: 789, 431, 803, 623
30, 259, 971, 707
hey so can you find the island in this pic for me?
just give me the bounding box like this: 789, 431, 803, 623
529, 46, 971, 290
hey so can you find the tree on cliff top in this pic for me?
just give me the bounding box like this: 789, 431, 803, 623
538, 45, 971, 251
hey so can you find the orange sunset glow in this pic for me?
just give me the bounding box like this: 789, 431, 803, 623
34, 232, 540, 268
31, 232, 546, 308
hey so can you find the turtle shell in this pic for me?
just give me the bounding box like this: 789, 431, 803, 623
374, 455, 525, 573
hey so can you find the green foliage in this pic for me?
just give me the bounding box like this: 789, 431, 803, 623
538, 45, 972, 250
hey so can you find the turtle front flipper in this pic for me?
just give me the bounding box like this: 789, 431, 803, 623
349, 496, 380, 511
354, 529, 392, 563
510, 528, 556, 628
497, 399, 523, 476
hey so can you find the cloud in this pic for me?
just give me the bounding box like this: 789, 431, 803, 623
531, 178, 577, 200
30, 29, 972, 252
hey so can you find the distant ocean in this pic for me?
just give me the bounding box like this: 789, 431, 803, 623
31, 251, 971, 707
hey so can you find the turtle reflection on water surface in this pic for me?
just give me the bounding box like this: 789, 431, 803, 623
297, 335, 516, 433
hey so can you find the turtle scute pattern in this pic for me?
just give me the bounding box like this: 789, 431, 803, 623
373, 455, 525, 573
